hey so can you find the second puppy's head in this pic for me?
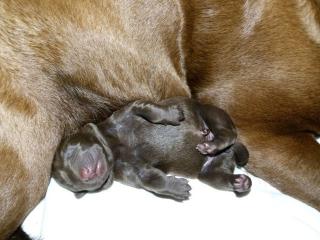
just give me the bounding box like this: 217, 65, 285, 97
53, 123, 114, 197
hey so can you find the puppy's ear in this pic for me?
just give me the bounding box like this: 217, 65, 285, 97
82, 123, 107, 145
82, 123, 114, 165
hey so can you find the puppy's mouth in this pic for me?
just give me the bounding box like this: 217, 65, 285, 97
86, 169, 113, 191
80, 161, 107, 182
73, 171, 113, 198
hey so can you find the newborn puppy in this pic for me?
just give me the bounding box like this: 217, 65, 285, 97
52, 125, 114, 198
53, 97, 252, 200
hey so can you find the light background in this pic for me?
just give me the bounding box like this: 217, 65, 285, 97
24, 165, 320, 240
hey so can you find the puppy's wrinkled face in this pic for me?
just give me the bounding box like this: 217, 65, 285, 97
53, 127, 113, 194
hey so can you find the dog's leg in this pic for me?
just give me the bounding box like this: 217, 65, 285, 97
198, 148, 252, 193
196, 104, 237, 155
0, 66, 62, 237
123, 100, 185, 125
242, 129, 320, 210
232, 142, 250, 167
0, 112, 61, 238
115, 162, 191, 201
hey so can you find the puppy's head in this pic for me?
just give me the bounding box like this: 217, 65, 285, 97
53, 123, 114, 196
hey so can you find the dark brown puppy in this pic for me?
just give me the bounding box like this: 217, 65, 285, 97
53, 98, 251, 200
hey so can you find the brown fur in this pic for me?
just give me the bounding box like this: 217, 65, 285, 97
1, 0, 319, 238
183, 0, 320, 209
0, 1, 190, 238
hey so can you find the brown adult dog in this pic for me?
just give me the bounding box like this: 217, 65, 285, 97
0, 1, 190, 238
182, 0, 320, 210
0, 0, 319, 238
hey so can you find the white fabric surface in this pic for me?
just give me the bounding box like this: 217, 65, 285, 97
23, 166, 320, 240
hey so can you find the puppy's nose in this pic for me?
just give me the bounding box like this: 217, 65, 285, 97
80, 167, 97, 181
79, 162, 106, 181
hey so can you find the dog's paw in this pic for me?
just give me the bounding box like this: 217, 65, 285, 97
201, 128, 215, 141
196, 142, 216, 155
233, 174, 252, 193
166, 176, 191, 201
165, 105, 185, 125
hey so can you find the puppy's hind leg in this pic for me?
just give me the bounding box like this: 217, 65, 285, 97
0, 113, 61, 237
233, 142, 249, 167
198, 150, 252, 194
196, 104, 237, 155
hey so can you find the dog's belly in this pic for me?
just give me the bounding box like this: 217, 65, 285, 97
183, 0, 320, 209
185, 0, 320, 131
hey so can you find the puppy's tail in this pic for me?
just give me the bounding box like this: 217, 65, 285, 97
232, 142, 249, 167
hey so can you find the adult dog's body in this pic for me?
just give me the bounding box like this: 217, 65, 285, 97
0, 0, 319, 238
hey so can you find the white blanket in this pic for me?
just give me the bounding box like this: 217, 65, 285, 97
23, 166, 320, 240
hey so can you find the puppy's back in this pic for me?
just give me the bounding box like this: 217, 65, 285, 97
112, 98, 206, 176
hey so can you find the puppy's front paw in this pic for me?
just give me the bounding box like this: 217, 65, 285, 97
196, 142, 216, 155
201, 128, 215, 141
167, 176, 191, 201
175, 105, 185, 122
165, 105, 185, 125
